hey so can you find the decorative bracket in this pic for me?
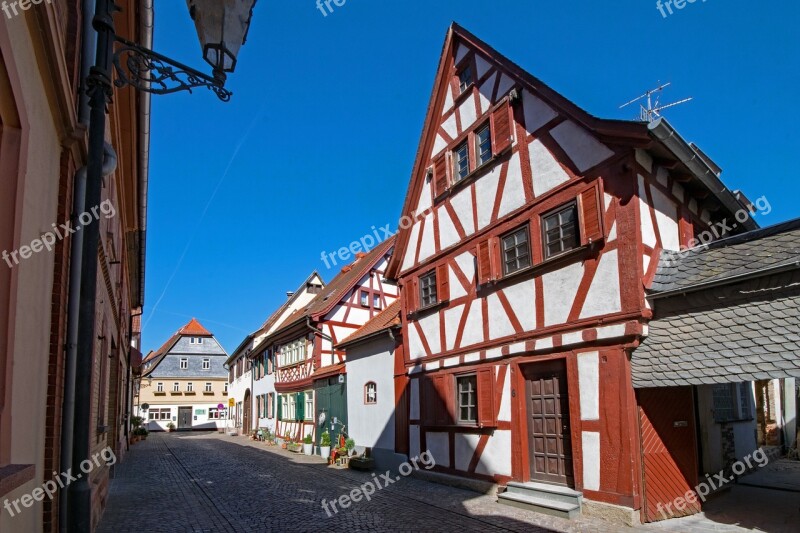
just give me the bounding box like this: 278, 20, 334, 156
112, 37, 232, 102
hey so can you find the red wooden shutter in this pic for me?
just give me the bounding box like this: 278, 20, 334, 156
436, 263, 450, 302
404, 278, 419, 314
433, 152, 451, 198
421, 375, 436, 426
579, 183, 605, 245
491, 100, 514, 155
477, 367, 496, 428
477, 240, 492, 285
432, 375, 451, 425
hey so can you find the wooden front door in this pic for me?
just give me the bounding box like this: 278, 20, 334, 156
243, 390, 251, 434
178, 407, 193, 430
524, 361, 573, 486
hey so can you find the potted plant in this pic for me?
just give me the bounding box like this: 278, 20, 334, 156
136, 427, 149, 440
287, 441, 302, 453
345, 438, 356, 456
167, 422, 176, 433
302, 434, 313, 455
130, 416, 144, 443
320, 431, 331, 460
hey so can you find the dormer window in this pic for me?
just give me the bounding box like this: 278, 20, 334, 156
458, 64, 473, 93
180, 358, 188, 370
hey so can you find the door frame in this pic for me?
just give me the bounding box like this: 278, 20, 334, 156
521, 358, 575, 487
177, 406, 193, 430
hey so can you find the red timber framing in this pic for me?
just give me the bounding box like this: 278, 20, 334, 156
382, 23, 754, 517
257, 239, 398, 443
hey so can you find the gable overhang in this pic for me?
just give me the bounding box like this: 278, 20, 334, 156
647, 118, 758, 232
385, 23, 651, 280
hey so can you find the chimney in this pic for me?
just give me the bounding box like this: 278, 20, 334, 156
286, 291, 294, 299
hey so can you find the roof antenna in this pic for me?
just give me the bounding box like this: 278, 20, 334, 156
620, 82, 693, 122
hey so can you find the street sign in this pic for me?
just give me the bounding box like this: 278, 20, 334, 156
217, 403, 225, 410
228, 397, 235, 407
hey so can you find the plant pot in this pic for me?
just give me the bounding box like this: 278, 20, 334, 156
320, 445, 331, 460
303, 443, 313, 455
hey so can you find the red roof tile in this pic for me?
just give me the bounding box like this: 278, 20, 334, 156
178, 318, 212, 336
338, 300, 401, 348
142, 318, 212, 375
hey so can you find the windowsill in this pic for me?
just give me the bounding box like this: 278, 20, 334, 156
170, 392, 182, 396
154, 392, 166, 396
483, 244, 595, 289
185, 392, 196, 396
0, 464, 36, 498
409, 300, 449, 319
203, 392, 215, 396
434, 150, 510, 203
452, 83, 475, 107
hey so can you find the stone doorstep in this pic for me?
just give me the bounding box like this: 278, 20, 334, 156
409, 468, 498, 496
582, 499, 641, 528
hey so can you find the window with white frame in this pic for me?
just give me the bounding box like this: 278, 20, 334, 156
186, 382, 193, 392
365, 382, 377, 404
373, 294, 381, 309
278, 338, 307, 368
149, 408, 171, 420
180, 358, 188, 370
457, 374, 478, 424
202, 358, 210, 370
282, 393, 297, 420
190, 337, 204, 344
205, 382, 212, 392
173, 382, 180, 392
305, 391, 314, 421
267, 393, 274, 419
224, 382, 228, 394
156, 382, 163, 392
208, 408, 226, 420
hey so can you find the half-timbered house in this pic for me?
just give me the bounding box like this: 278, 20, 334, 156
384, 23, 774, 522
251, 238, 398, 453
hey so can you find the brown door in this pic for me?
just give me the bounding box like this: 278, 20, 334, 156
243, 389, 251, 434
638, 387, 700, 522
524, 360, 573, 486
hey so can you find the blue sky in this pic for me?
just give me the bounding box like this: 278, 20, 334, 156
141, 0, 800, 354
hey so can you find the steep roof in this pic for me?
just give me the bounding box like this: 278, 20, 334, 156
142, 318, 214, 375
254, 237, 395, 350
649, 218, 800, 296
337, 300, 401, 349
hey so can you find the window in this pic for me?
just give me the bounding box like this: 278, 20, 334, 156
283, 394, 297, 421
372, 294, 381, 310
457, 375, 478, 424
257, 395, 263, 418
173, 382, 180, 392
458, 64, 473, 93
502, 226, 531, 275
365, 382, 377, 404
543, 202, 579, 259
305, 391, 314, 421
186, 382, 193, 393
209, 408, 226, 420
267, 393, 274, 419
149, 408, 171, 421
223, 382, 228, 394
475, 124, 492, 166
267, 352, 274, 375
205, 382, 212, 392
713, 383, 752, 422
453, 141, 470, 182
190, 337, 204, 344
180, 358, 188, 370
202, 358, 210, 370
360, 290, 369, 307
278, 338, 307, 368
419, 270, 438, 308
156, 382, 163, 393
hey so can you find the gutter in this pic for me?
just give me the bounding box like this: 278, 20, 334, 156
648, 260, 800, 300
137, 0, 153, 308
648, 118, 759, 232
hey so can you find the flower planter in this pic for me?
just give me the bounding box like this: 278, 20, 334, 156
320, 445, 331, 460
303, 443, 313, 455
287, 443, 302, 453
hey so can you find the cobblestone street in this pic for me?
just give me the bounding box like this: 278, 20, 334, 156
97, 432, 622, 533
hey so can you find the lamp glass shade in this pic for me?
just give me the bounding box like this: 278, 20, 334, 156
186, 0, 257, 73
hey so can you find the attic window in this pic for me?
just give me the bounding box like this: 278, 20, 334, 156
458, 64, 474, 93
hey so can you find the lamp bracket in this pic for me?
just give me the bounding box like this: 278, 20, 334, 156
112, 36, 232, 102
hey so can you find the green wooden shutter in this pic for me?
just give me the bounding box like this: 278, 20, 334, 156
277, 395, 283, 420
296, 392, 305, 421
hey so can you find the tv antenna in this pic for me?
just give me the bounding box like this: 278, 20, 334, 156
620, 82, 693, 122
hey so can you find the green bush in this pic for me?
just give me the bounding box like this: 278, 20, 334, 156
303, 434, 313, 444
345, 438, 355, 451
320, 431, 331, 447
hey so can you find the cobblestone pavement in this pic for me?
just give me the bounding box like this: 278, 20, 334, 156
97, 432, 622, 533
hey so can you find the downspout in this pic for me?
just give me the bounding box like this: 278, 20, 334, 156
58, 144, 116, 533
138, 0, 152, 312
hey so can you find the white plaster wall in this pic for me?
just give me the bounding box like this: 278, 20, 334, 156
418, 212, 436, 262
475, 164, 502, 230
426, 432, 450, 468
460, 303, 485, 348
345, 337, 395, 451
577, 352, 600, 421
450, 187, 476, 236
455, 433, 481, 471
579, 250, 621, 319
550, 120, 613, 173
253, 371, 276, 433
401, 222, 420, 271
497, 369, 512, 422
542, 261, 583, 326
503, 278, 537, 331
409, 378, 420, 420
498, 152, 525, 218
417, 313, 441, 355
444, 304, 465, 351
523, 90, 557, 134
487, 292, 515, 340
474, 430, 512, 477
582, 431, 601, 491
530, 139, 570, 197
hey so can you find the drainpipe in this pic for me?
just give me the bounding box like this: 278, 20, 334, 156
58, 143, 116, 533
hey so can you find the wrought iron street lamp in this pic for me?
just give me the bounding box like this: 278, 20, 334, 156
68, 2, 257, 531
112, 0, 257, 101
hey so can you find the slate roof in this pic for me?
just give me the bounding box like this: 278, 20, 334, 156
337, 300, 401, 348
141, 318, 216, 372
632, 219, 800, 389
649, 218, 800, 296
